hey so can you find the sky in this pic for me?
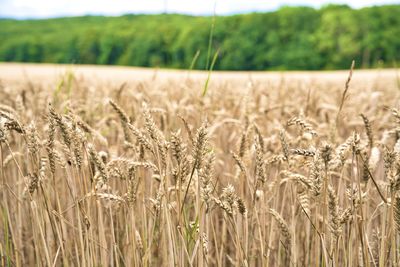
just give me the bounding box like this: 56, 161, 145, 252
0, 0, 399, 19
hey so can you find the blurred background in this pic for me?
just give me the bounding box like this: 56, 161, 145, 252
0, 0, 399, 70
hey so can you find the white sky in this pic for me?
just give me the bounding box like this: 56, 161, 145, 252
0, 0, 399, 18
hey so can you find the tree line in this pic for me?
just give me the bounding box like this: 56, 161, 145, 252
0, 4, 399, 70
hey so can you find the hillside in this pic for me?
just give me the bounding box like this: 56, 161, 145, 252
0, 5, 399, 70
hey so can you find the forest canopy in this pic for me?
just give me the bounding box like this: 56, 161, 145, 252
0, 4, 399, 70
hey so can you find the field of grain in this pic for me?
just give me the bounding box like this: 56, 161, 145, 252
1, 63, 400, 266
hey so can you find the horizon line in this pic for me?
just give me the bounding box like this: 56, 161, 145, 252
0, 3, 397, 20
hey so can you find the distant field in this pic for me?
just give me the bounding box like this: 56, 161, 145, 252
0, 62, 398, 85
1, 62, 400, 266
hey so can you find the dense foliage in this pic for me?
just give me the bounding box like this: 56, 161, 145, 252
0, 4, 399, 70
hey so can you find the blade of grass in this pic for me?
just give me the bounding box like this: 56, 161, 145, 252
205, 1, 217, 70
189, 50, 201, 71
202, 49, 219, 97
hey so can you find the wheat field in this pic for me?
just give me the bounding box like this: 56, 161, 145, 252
1, 63, 400, 266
